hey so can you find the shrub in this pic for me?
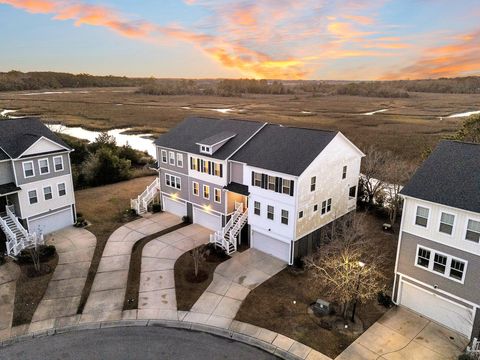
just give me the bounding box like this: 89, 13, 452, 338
15, 245, 56, 264
81, 147, 131, 186
377, 291, 393, 308
182, 215, 191, 224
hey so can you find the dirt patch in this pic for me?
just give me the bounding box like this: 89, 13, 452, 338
235, 211, 398, 358
175, 244, 230, 311
123, 222, 187, 311
12, 253, 58, 326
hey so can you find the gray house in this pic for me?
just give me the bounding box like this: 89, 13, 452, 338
393, 140, 480, 340
0, 118, 76, 255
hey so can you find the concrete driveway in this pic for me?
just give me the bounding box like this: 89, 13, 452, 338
336, 307, 469, 360
184, 248, 286, 328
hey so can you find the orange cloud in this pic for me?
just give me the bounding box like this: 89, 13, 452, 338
343, 14, 374, 25
0, 0, 55, 13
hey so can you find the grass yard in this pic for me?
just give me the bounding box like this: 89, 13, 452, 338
75, 175, 155, 313
235, 211, 399, 358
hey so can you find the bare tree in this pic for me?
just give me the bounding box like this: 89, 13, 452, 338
305, 215, 386, 320
190, 245, 208, 278
361, 146, 389, 207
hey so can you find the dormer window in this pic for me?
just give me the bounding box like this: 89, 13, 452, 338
200, 145, 212, 154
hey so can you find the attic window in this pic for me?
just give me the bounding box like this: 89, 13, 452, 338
200, 145, 212, 154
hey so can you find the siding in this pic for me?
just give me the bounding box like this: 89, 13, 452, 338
397, 231, 480, 305
14, 153, 71, 185
157, 146, 188, 175
0, 161, 14, 185
230, 161, 244, 184
159, 169, 189, 201
188, 178, 225, 214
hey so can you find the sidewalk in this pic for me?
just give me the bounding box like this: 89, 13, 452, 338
0, 261, 20, 339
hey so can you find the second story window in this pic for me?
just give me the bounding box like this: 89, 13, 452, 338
298, 211, 304, 219
214, 163, 222, 176
415, 206, 429, 227
321, 198, 332, 215
165, 174, 181, 190
267, 205, 274, 220
268, 176, 276, 191
203, 185, 210, 199
39, 159, 49, 174
214, 188, 221, 203
176, 153, 183, 168
349, 186, 357, 199
466, 219, 480, 243
23, 161, 34, 178
169, 152, 175, 166
342, 166, 347, 179
416, 245, 467, 283
254, 201, 261, 215
310, 176, 316, 192
282, 179, 291, 195
254, 172, 262, 187
28, 190, 38, 204
281, 210, 289, 225
416, 247, 431, 268
58, 183, 66, 196
53, 156, 64, 172
439, 212, 454, 235
161, 150, 167, 163
449, 259, 466, 281
192, 182, 199, 196
43, 186, 53, 200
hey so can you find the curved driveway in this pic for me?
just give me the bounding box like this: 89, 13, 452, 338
0, 326, 278, 360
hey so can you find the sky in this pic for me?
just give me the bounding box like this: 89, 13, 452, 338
0, 0, 479, 80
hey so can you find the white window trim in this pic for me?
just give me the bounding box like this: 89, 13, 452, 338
53, 155, 64, 172
38, 158, 50, 175
282, 179, 291, 195
414, 205, 431, 229
43, 185, 53, 200
165, 173, 181, 190
414, 244, 468, 284
22, 161, 35, 178
161, 150, 167, 163
254, 201, 261, 216
192, 181, 199, 196
267, 205, 274, 220
281, 210, 289, 225
214, 188, 221, 204
57, 182, 67, 197
310, 176, 316, 192
176, 153, 183, 168
342, 165, 347, 179
438, 211, 456, 236
253, 172, 262, 187
268, 176, 276, 191
464, 217, 480, 243
28, 189, 38, 204
203, 185, 210, 200
169, 151, 175, 165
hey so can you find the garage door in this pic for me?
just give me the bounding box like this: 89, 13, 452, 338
29, 207, 74, 235
252, 231, 290, 263
163, 196, 187, 217
400, 281, 473, 337
193, 207, 221, 231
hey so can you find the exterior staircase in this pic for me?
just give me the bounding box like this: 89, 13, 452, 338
0, 205, 43, 257
210, 203, 248, 255
131, 177, 161, 215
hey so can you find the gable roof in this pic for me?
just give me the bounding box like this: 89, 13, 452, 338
154, 117, 264, 160
401, 140, 480, 213
198, 131, 237, 147
0, 118, 70, 159
231, 124, 338, 176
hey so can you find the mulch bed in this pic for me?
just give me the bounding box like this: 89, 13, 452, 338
175, 244, 230, 311
12, 247, 58, 326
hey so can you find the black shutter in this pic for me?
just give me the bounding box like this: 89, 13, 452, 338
209, 161, 213, 175
251, 171, 255, 186
261, 174, 267, 189
201, 159, 204, 173
275, 177, 280, 193
190, 157, 193, 170
220, 164, 223, 177
197, 158, 200, 171
289, 180, 294, 196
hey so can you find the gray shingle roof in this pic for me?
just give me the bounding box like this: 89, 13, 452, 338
401, 140, 480, 213
0, 183, 21, 196
0, 148, 9, 161
231, 124, 337, 176
154, 117, 264, 160
198, 131, 237, 146
0, 118, 71, 159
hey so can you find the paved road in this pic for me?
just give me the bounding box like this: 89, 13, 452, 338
0, 327, 279, 360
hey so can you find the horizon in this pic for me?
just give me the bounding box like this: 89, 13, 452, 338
0, 1, 479, 80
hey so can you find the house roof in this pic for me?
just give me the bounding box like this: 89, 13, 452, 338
154, 117, 264, 160
198, 131, 237, 146
231, 124, 338, 176
224, 182, 249, 196
401, 140, 480, 213
0, 183, 21, 196
0, 148, 9, 161
0, 118, 71, 159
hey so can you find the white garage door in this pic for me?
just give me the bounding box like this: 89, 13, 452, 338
252, 231, 290, 263
193, 207, 222, 231
29, 207, 74, 235
400, 281, 473, 337
163, 196, 187, 217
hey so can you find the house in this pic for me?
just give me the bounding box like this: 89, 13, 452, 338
0, 118, 76, 255
133, 117, 364, 264
392, 140, 480, 340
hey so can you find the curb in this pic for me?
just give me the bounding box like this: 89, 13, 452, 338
0, 319, 329, 360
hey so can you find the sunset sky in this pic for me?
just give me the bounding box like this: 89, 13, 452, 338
0, 0, 479, 80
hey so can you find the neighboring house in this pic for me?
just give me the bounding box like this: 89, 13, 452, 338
393, 140, 480, 340
134, 117, 364, 264
0, 118, 76, 255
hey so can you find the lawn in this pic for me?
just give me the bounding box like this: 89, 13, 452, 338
75, 175, 156, 313
235, 211, 399, 359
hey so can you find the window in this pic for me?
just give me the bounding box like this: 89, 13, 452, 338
254, 201, 261, 216
415, 206, 429, 227
349, 186, 357, 199
281, 210, 289, 225
28, 190, 38, 204
449, 259, 465, 281
214, 163, 222, 177
439, 212, 455, 235
165, 174, 181, 190
38, 159, 49, 174
298, 211, 304, 219
23, 161, 34, 178
190, 157, 198, 171
254, 172, 262, 187
176, 153, 183, 167
214, 188, 221, 203
58, 183, 66, 196
267, 205, 274, 220
466, 219, 480, 242
161, 150, 167, 163
314, 204, 318, 212
327, 198, 332, 212
310, 176, 316, 192
169, 152, 175, 165
203, 185, 210, 199
322, 198, 332, 215
53, 156, 64, 172
43, 186, 52, 200
342, 166, 347, 179
282, 179, 291, 195
268, 176, 276, 191
433, 253, 447, 274
202, 160, 209, 174
417, 247, 431, 268
200, 145, 211, 154
192, 182, 199, 196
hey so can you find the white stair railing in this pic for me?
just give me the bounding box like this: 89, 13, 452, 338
467, 338, 480, 355
6, 205, 29, 239
210, 205, 248, 255
131, 177, 161, 214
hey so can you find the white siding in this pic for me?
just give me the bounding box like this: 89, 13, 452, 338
21, 137, 67, 157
